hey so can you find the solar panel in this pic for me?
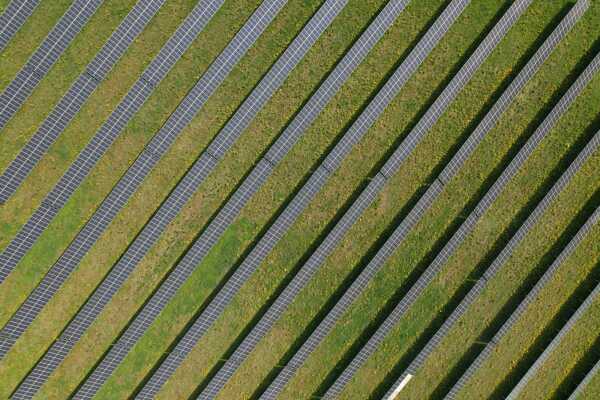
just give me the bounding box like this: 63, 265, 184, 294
0, 0, 168, 204
445, 200, 600, 399
72, 0, 461, 397
193, 2, 533, 399
8, 0, 342, 396
0, 0, 41, 52
381, 48, 599, 400
0, 0, 225, 286
0, 0, 104, 131
506, 279, 600, 399
568, 355, 600, 400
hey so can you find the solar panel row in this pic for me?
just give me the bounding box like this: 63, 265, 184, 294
192, 2, 532, 399
9, 0, 346, 397
136, 1, 414, 397
0, 0, 104, 131
506, 263, 600, 399
0, 0, 168, 204
268, 5, 588, 400
0, 0, 41, 52
381, 47, 600, 400
445, 199, 600, 399
568, 354, 600, 400
0, 0, 226, 286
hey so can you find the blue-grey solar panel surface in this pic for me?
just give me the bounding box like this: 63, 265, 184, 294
568, 355, 600, 400
192, 2, 535, 399
0, 0, 41, 52
381, 48, 600, 400
72, 0, 464, 398
7, 0, 345, 396
444, 200, 600, 400
0, 0, 104, 131
0, 0, 226, 286
0, 0, 168, 204
506, 274, 600, 400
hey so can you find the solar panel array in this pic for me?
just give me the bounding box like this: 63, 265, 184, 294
62, 1, 324, 397
273, 6, 587, 400
506, 273, 600, 399
243, 1, 510, 398
0, 0, 41, 52
136, 1, 413, 397
0, 0, 104, 131
194, 2, 532, 399
568, 355, 600, 400
445, 199, 600, 399
381, 48, 600, 400
3, 0, 288, 362
1, 2, 598, 399
0, 0, 226, 286
71, 0, 459, 396
9, 0, 344, 396
0, 0, 168, 204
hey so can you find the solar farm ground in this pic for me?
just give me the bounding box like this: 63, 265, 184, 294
0, 1, 599, 399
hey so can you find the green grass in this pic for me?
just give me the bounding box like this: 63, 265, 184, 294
0, 1, 599, 399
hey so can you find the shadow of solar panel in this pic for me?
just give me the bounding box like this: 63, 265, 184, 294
568, 356, 600, 400
507, 279, 600, 399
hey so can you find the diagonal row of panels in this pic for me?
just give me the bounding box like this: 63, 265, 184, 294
506, 260, 600, 399
445, 201, 600, 399
78, 0, 472, 398
568, 352, 600, 400
63, 2, 466, 396
0, 0, 227, 285
1, 0, 291, 360
9, 0, 348, 397
0, 0, 41, 52
0, 0, 104, 131
400, 126, 600, 400
65, 1, 326, 398
0, 0, 169, 204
